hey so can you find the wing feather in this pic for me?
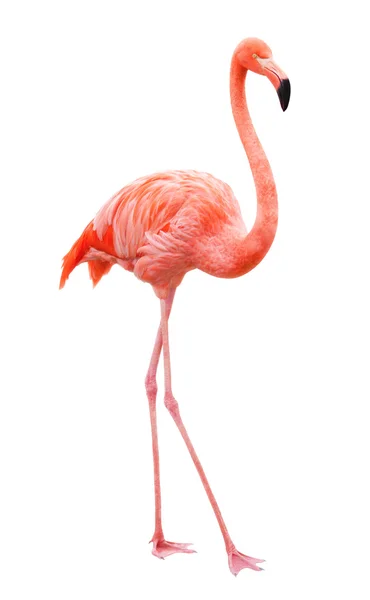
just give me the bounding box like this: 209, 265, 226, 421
92, 170, 243, 267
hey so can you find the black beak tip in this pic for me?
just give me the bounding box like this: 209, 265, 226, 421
277, 78, 291, 111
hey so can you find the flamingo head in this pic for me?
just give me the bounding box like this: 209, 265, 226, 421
235, 38, 290, 111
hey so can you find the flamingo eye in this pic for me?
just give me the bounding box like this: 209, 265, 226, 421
252, 53, 258, 59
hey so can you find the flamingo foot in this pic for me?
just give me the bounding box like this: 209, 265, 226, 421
151, 536, 196, 559
228, 548, 265, 576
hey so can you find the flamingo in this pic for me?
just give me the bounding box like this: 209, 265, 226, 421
60, 37, 290, 576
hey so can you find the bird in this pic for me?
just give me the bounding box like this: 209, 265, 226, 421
60, 37, 290, 576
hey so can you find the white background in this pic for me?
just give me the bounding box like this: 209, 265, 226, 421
1, 1, 369, 598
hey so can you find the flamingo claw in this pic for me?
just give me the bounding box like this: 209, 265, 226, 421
151, 537, 196, 559
228, 548, 265, 576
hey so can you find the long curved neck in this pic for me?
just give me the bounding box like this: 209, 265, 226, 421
230, 55, 278, 275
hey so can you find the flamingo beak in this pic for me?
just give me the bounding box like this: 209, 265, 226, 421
259, 58, 291, 111
277, 78, 291, 112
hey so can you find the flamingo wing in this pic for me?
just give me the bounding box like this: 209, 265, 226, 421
60, 170, 243, 293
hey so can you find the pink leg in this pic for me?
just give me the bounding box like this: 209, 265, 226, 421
160, 299, 264, 575
146, 289, 195, 559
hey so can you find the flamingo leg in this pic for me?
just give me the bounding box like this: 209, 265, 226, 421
146, 289, 195, 559
160, 299, 265, 575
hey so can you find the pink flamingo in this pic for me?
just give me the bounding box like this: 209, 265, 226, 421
60, 37, 290, 576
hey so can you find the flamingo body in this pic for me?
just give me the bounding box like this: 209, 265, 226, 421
60, 170, 246, 298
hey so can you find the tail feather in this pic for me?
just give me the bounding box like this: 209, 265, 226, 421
88, 260, 113, 287
59, 224, 91, 289
60, 221, 115, 289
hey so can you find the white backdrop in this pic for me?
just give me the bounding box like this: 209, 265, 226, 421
1, 1, 369, 598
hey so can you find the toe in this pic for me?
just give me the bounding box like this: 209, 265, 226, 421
152, 540, 196, 559
228, 549, 265, 576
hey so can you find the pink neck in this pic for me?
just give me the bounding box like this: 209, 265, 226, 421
230, 54, 278, 275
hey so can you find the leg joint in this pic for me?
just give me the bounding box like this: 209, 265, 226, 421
164, 393, 179, 418
145, 375, 158, 402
